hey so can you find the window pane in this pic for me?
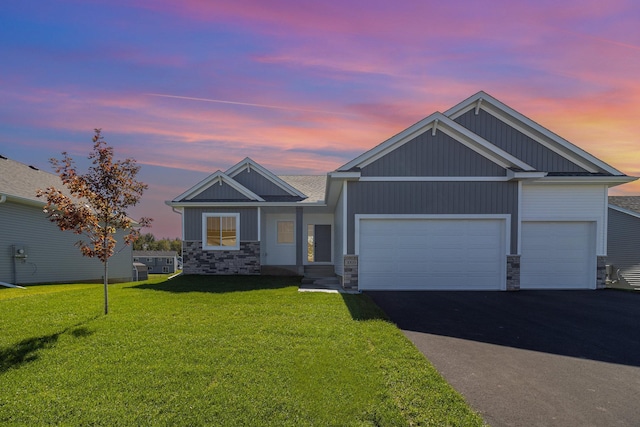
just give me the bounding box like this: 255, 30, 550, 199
221, 216, 237, 247
207, 217, 221, 246
307, 224, 314, 262
278, 221, 294, 244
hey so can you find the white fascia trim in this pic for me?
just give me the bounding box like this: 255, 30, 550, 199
523, 176, 637, 186
446, 91, 624, 175
167, 201, 327, 208
506, 170, 548, 180
359, 176, 511, 182
225, 157, 307, 198
353, 214, 511, 257
608, 204, 640, 220
337, 112, 443, 171
177, 171, 265, 202
328, 171, 361, 179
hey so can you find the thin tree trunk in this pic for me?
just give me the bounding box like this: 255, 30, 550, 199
104, 259, 109, 315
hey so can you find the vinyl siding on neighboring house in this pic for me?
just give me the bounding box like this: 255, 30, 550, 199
0, 201, 132, 284
607, 208, 640, 287
346, 181, 519, 254
183, 207, 258, 241
521, 184, 608, 254
360, 130, 507, 176
454, 109, 590, 173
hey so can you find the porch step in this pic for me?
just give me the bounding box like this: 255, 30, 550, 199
304, 265, 335, 278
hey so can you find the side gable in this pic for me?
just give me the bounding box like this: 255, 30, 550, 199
446, 91, 623, 175
226, 158, 306, 200
338, 112, 534, 175
190, 179, 252, 202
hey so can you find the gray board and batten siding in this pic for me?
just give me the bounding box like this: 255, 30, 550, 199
183, 207, 258, 241
232, 169, 297, 198
454, 109, 595, 173
190, 181, 250, 201
345, 181, 519, 254
607, 208, 640, 287
361, 130, 507, 177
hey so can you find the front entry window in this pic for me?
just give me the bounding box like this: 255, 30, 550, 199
307, 224, 315, 262
277, 220, 294, 244
203, 213, 239, 250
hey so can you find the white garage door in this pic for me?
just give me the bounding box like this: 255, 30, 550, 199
520, 222, 595, 289
358, 218, 505, 290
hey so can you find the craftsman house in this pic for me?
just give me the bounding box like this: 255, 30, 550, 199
167, 91, 636, 291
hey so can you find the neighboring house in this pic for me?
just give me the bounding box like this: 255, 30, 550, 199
167, 91, 636, 291
133, 251, 178, 274
607, 196, 640, 288
0, 156, 133, 285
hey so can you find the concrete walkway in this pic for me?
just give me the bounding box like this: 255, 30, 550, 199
368, 290, 640, 427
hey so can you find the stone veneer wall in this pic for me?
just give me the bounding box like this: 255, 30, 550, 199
342, 255, 359, 290
597, 256, 606, 289
506, 255, 520, 291
183, 241, 260, 275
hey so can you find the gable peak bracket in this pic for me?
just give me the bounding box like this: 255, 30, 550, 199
432, 119, 439, 137
474, 98, 483, 115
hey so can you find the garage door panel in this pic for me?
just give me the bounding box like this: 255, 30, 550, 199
359, 218, 505, 290
520, 222, 595, 289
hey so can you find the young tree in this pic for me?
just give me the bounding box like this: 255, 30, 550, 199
37, 129, 152, 314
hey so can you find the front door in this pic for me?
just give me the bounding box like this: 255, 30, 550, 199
308, 224, 331, 263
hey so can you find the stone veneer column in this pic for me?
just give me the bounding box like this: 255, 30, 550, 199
506, 255, 520, 291
342, 255, 359, 290
182, 241, 260, 275
596, 256, 606, 289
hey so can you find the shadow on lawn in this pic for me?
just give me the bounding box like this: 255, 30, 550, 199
0, 319, 97, 374
131, 274, 301, 294
340, 293, 389, 322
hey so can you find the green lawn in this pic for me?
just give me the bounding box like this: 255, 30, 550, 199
0, 275, 483, 426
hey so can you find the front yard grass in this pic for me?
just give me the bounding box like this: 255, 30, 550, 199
0, 275, 483, 426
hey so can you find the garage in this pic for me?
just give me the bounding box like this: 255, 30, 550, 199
520, 221, 596, 289
358, 217, 506, 290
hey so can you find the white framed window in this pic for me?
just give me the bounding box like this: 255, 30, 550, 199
133, 258, 139, 262
166, 258, 173, 264
162, 266, 169, 273
277, 220, 294, 244
147, 258, 152, 262
202, 213, 240, 250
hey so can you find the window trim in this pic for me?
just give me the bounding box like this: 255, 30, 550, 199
202, 213, 240, 251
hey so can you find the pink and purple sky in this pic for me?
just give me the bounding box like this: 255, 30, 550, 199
1, 0, 639, 238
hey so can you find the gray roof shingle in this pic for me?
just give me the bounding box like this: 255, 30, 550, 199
0, 156, 66, 203
609, 196, 640, 214
278, 175, 326, 203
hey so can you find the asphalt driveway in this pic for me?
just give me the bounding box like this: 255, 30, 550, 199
367, 290, 640, 427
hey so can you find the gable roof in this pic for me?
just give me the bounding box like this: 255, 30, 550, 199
171, 170, 265, 202
337, 112, 535, 172
0, 156, 68, 206
445, 91, 624, 176
609, 196, 640, 219
226, 158, 307, 199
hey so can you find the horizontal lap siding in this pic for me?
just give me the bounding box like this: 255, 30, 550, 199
455, 109, 589, 173
183, 207, 258, 241
0, 202, 132, 284
346, 181, 518, 253
607, 209, 640, 287
361, 130, 506, 176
